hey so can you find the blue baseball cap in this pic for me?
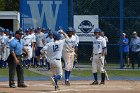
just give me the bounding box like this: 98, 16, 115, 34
25, 29, 29, 32
37, 27, 41, 30
42, 28, 46, 31
19, 28, 23, 31
67, 27, 73, 32
5, 29, 9, 32
29, 27, 34, 30
0, 27, 3, 32
53, 31, 61, 40
94, 28, 101, 33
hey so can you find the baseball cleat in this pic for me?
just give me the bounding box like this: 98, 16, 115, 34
50, 77, 55, 86
65, 81, 70, 86
90, 81, 98, 85
99, 81, 105, 85
55, 85, 60, 91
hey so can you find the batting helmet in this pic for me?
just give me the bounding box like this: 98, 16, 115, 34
94, 28, 101, 33
53, 31, 61, 40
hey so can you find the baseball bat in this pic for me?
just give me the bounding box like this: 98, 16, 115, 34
99, 56, 109, 81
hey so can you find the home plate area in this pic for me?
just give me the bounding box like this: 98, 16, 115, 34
0, 80, 140, 93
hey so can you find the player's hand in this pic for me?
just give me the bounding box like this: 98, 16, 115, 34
15, 58, 19, 65
90, 57, 93, 61
58, 29, 64, 34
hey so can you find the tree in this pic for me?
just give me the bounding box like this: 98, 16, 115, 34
0, 0, 5, 10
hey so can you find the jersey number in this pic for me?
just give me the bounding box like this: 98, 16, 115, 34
53, 45, 59, 52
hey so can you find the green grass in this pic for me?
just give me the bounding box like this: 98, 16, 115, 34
0, 68, 45, 77
72, 69, 140, 77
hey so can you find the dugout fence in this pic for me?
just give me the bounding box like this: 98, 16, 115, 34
74, 0, 140, 68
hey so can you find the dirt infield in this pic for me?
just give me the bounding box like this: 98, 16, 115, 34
0, 80, 140, 93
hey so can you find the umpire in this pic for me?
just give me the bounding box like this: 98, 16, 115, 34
8, 30, 28, 88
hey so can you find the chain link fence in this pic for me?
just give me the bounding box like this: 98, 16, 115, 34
74, 0, 140, 64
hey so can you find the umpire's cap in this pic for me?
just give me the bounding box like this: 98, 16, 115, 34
53, 31, 61, 40
15, 30, 24, 35
94, 28, 101, 33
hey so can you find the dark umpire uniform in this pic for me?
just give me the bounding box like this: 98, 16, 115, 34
8, 30, 28, 88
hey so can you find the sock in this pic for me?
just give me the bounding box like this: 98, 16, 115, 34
26, 59, 30, 65
101, 73, 105, 82
40, 59, 42, 65
65, 70, 69, 81
68, 71, 71, 80
54, 75, 61, 85
1, 60, 4, 66
93, 73, 98, 81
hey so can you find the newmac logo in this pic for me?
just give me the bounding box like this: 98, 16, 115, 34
78, 20, 94, 33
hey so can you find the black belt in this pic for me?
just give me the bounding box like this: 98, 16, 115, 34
16, 55, 22, 57
93, 53, 101, 55
56, 59, 60, 60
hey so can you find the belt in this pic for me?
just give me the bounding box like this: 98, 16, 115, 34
16, 55, 21, 57
56, 59, 60, 60
93, 53, 101, 55
24, 45, 31, 46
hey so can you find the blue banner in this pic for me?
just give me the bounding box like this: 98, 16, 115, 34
20, 0, 68, 31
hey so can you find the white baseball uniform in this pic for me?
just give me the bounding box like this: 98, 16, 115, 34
92, 36, 106, 73
35, 32, 44, 47
30, 33, 36, 57
0, 34, 7, 61
5, 36, 14, 60
62, 35, 77, 71
23, 34, 33, 59
41, 40, 65, 76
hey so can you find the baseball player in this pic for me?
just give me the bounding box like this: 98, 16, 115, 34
90, 28, 106, 85
29, 27, 36, 67
41, 32, 64, 91
73, 29, 79, 69
5, 31, 14, 64
0, 28, 7, 68
42, 31, 54, 69
60, 27, 77, 86
22, 29, 33, 68
35, 27, 44, 67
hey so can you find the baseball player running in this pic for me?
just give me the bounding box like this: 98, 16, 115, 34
41, 32, 64, 91
90, 28, 107, 85
60, 27, 77, 86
